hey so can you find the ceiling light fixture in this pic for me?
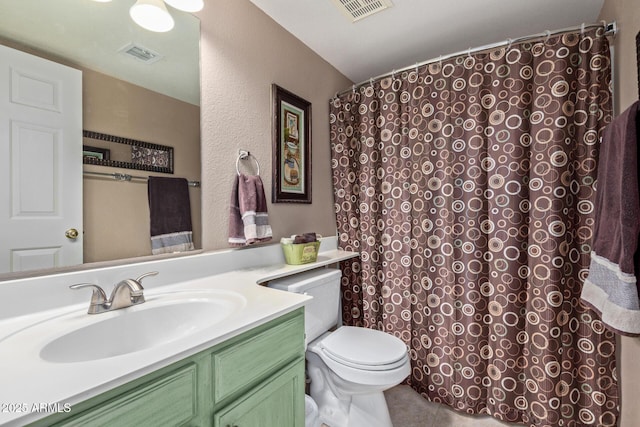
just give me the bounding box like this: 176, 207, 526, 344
130, 0, 175, 33
163, 0, 204, 13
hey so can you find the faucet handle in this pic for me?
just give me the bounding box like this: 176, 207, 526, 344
70, 283, 108, 313
135, 271, 159, 287
70, 283, 108, 302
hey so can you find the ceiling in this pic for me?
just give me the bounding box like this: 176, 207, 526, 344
249, 0, 605, 84
0, 0, 200, 105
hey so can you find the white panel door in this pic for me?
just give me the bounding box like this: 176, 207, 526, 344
0, 44, 83, 273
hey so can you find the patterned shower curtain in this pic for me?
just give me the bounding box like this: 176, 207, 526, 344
329, 27, 618, 427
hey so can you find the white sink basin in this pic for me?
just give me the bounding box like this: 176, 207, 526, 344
37, 290, 246, 363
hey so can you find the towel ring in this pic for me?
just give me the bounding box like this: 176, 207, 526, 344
236, 150, 260, 176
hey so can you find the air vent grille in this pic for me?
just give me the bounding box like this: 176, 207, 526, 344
118, 43, 163, 64
331, 0, 393, 22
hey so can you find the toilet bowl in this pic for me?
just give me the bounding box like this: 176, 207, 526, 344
269, 269, 410, 427
307, 327, 410, 427
305, 394, 320, 427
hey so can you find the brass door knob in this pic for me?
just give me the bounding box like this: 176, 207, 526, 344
65, 228, 79, 240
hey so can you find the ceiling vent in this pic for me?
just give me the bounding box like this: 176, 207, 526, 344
118, 43, 163, 64
331, 0, 393, 22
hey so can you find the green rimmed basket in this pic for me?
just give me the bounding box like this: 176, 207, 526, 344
281, 240, 321, 265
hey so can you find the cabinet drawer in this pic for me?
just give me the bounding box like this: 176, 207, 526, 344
55, 363, 198, 427
214, 359, 305, 427
212, 311, 304, 403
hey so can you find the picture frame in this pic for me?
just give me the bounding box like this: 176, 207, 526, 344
82, 145, 110, 161
272, 84, 312, 203
82, 130, 174, 174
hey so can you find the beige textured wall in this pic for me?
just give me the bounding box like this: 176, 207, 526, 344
83, 69, 201, 263
598, 1, 639, 426
198, 0, 352, 250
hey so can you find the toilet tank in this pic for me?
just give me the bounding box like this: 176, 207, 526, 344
269, 268, 342, 344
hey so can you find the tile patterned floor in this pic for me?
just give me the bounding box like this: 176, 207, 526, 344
385, 385, 521, 427
318, 385, 522, 426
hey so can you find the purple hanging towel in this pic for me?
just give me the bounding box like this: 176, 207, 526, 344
581, 101, 640, 335
148, 176, 195, 255
228, 173, 272, 246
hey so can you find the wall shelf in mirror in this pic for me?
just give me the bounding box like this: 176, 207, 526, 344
82, 130, 174, 174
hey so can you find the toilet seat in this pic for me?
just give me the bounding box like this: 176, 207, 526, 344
307, 327, 411, 387
318, 326, 408, 371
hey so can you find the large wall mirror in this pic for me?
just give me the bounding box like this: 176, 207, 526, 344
0, 0, 201, 278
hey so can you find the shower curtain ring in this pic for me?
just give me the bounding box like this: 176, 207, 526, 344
581, 23, 585, 35
392, 69, 396, 80
467, 48, 472, 58
415, 62, 419, 73
545, 30, 551, 42
507, 38, 513, 49
352, 85, 356, 94
369, 78, 374, 89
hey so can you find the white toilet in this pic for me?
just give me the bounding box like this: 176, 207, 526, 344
269, 268, 410, 427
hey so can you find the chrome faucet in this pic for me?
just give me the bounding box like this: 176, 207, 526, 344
70, 271, 158, 314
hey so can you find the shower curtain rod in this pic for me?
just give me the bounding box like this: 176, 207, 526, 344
83, 170, 201, 187
338, 21, 617, 97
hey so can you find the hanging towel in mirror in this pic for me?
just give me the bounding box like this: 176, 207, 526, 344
581, 101, 640, 335
148, 176, 195, 254
228, 173, 272, 246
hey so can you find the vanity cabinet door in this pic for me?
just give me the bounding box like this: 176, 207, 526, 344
214, 360, 305, 427
212, 311, 304, 404
50, 363, 199, 427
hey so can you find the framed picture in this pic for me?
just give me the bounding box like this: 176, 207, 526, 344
272, 84, 312, 203
82, 145, 110, 161
82, 130, 174, 174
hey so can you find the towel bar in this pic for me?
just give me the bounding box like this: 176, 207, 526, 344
83, 170, 200, 187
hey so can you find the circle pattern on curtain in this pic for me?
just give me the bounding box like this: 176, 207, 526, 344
330, 27, 618, 427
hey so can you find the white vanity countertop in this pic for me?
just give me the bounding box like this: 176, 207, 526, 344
0, 246, 358, 426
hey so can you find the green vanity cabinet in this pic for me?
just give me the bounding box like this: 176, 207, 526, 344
214, 362, 304, 427
42, 363, 201, 426
30, 308, 305, 427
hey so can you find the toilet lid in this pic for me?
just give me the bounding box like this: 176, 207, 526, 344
319, 326, 408, 369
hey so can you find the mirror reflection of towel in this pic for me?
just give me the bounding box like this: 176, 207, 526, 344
148, 177, 195, 254
228, 174, 272, 246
